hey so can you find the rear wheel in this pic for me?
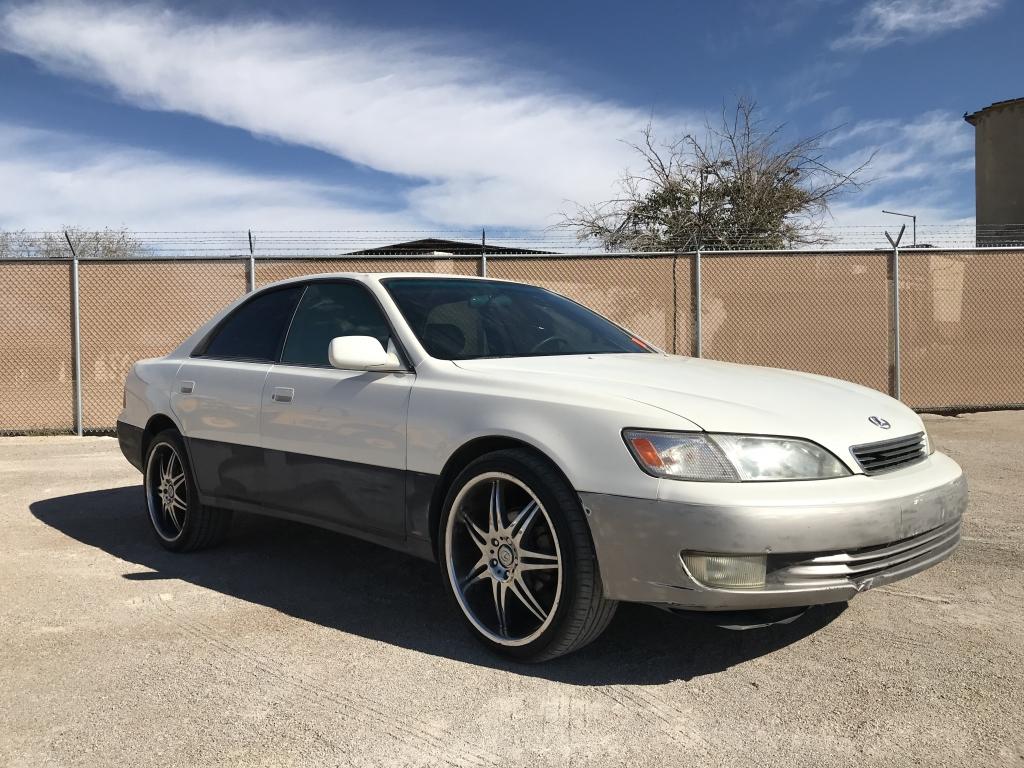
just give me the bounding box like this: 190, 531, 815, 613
439, 449, 616, 661
144, 429, 231, 552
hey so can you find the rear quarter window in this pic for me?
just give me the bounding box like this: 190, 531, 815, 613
197, 286, 303, 362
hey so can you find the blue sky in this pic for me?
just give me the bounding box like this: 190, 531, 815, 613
0, 0, 1019, 231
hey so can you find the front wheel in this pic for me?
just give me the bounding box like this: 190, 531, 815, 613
439, 449, 617, 662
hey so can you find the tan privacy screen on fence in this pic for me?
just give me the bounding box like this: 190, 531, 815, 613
900, 251, 1024, 409
78, 260, 248, 431
700, 252, 891, 393
1, 249, 1022, 433
0, 262, 74, 432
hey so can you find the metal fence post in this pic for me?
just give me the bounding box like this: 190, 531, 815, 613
691, 248, 703, 357
247, 230, 256, 292
64, 231, 83, 436
889, 244, 902, 400
671, 252, 678, 354
884, 225, 905, 401
480, 228, 487, 277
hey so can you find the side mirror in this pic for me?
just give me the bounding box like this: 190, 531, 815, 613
328, 336, 403, 371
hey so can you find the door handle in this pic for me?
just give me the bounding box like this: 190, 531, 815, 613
271, 386, 294, 403
179, 381, 195, 394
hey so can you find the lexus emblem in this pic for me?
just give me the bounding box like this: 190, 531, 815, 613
869, 416, 891, 429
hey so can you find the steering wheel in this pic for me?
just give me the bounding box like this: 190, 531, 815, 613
528, 335, 570, 354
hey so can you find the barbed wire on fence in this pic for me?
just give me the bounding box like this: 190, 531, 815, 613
2, 224, 1024, 259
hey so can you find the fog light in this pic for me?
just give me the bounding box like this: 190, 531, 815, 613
681, 552, 766, 589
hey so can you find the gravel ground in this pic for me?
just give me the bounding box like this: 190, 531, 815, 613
1, 412, 1022, 767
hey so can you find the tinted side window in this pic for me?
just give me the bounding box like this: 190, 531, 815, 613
280, 282, 392, 367
200, 287, 302, 362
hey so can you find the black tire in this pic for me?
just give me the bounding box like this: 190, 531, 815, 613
143, 428, 232, 552
438, 448, 617, 662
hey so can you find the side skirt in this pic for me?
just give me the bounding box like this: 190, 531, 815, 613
183, 435, 442, 562
199, 491, 436, 562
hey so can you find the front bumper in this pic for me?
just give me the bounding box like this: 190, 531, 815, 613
580, 451, 967, 610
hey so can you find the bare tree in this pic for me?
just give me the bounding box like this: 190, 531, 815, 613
0, 228, 143, 259
560, 98, 872, 251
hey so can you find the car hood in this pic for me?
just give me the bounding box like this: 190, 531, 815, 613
452, 353, 924, 466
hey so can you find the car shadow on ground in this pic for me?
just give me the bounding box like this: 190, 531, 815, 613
31, 486, 846, 685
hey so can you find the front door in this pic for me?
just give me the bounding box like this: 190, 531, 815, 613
258, 281, 413, 538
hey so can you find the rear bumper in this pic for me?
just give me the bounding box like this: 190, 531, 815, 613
116, 420, 144, 472
580, 451, 967, 610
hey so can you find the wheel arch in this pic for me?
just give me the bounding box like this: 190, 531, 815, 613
141, 413, 181, 460
427, 435, 580, 559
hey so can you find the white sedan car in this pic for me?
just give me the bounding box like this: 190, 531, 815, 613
118, 273, 967, 661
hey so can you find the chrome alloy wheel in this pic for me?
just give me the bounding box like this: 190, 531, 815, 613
145, 441, 189, 542
445, 472, 563, 646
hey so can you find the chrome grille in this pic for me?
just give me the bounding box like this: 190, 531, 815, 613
770, 519, 961, 587
850, 432, 927, 475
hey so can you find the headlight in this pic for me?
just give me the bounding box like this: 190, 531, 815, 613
623, 429, 851, 482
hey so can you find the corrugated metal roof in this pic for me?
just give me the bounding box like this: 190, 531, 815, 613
346, 237, 554, 255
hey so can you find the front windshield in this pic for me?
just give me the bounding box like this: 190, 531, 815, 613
383, 278, 653, 360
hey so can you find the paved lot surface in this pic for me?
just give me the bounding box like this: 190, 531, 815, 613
2, 412, 1023, 767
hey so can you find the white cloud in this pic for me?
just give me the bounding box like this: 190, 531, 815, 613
832, 0, 1002, 50
0, 107, 976, 243
820, 110, 975, 235
0, 111, 976, 244
829, 110, 973, 183
0, 2, 980, 236
0, 2, 693, 227
0, 122, 429, 231
827, 200, 973, 227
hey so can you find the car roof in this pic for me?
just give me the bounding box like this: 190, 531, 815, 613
260, 272, 520, 289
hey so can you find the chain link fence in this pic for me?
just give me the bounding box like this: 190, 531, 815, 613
700, 252, 891, 393
899, 250, 1024, 410
77, 260, 249, 431
2, 240, 1023, 434
0, 261, 74, 433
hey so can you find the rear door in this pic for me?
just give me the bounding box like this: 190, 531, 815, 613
259, 281, 413, 537
171, 285, 303, 504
